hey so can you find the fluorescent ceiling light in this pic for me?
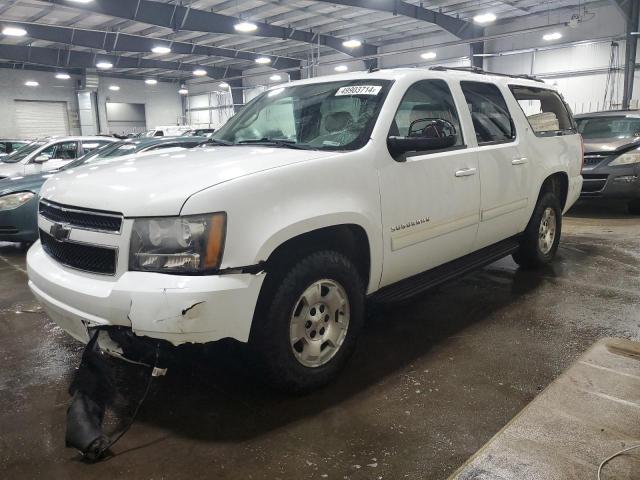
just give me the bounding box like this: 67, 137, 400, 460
543, 32, 562, 41
55, 73, 71, 80
96, 61, 113, 69
342, 39, 362, 48
473, 13, 496, 24
108, 85, 120, 91
24, 81, 39, 87
270, 74, 282, 81
178, 88, 189, 95
193, 69, 207, 76
67, 0, 94, 3
234, 21, 258, 33
334, 65, 348, 72
152, 46, 171, 54
255, 57, 271, 64
219, 82, 230, 88
2, 26, 27, 36
421, 51, 437, 60
145, 79, 158, 85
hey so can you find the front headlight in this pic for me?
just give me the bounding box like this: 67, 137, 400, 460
610, 150, 640, 166
0, 191, 35, 211
129, 212, 226, 274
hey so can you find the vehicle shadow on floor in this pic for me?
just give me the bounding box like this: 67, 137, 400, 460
109, 255, 579, 447
566, 199, 636, 220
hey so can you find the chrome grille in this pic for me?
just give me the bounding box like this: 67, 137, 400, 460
581, 174, 608, 193
39, 199, 122, 233
40, 228, 117, 275
583, 153, 612, 167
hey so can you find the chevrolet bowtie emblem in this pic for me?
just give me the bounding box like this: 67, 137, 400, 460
50, 222, 72, 242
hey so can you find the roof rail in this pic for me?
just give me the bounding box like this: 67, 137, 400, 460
428, 65, 545, 83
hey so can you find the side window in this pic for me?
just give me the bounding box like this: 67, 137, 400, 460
460, 81, 515, 145
509, 85, 576, 135
391, 79, 463, 148
0, 144, 6, 154
50, 141, 78, 159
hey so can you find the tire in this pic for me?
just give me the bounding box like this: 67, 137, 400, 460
628, 199, 640, 215
249, 250, 365, 393
512, 191, 562, 269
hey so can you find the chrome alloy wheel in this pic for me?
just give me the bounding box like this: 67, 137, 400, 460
289, 279, 350, 368
538, 207, 557, 255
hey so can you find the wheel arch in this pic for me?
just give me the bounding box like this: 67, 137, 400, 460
262, 223, 372, 290
540, 171, 569, 210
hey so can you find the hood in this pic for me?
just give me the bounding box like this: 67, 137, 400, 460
40, 146, 338, 216
0, 171, 53, 196
583, 137, 640, 155
0, 161, 24, 179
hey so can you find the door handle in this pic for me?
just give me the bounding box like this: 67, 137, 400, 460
511, 157, 528, 165
455, 167, 477, 177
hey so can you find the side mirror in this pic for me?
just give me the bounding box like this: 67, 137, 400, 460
33, 154, 50, 164
387, 118, 457, 158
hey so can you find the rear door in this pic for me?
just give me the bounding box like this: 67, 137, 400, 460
459, 81, 530, 250
378, 79, 480, 287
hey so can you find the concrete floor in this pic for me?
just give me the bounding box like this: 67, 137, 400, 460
1, 201, 639, 480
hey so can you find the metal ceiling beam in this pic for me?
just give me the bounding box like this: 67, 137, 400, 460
43, 0, 378, 57
0, 43, 242, 79
1, 21, 301, 70
311, 0, 482, 39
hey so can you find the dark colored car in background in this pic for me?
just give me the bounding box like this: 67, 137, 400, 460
0, 139, 30, 158
575, 110, 640, 213
0, 136, 208, 244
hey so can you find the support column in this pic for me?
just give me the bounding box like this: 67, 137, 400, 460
470, 42, 484, 69
229, 78, 244, 113
623, 0, 640, 109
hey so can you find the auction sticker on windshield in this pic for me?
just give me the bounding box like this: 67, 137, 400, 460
335, 85, 382, 96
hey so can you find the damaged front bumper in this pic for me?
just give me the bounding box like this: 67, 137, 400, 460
27, 241, 265, 345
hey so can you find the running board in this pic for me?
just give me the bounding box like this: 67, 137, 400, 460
370, 237, 521, 303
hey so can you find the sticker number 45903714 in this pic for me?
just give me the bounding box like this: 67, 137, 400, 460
335, 85, 382, 96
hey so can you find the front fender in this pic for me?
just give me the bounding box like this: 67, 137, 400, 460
181, 152, 383, 293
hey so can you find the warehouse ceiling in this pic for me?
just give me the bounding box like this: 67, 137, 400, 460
0, 0, 606, 82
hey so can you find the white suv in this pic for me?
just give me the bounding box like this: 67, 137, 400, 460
27, 68, 583, 391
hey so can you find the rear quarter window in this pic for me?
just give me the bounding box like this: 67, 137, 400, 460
509, 85, 576, 136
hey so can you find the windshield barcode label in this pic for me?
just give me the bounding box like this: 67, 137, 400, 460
335, 85, 382, 96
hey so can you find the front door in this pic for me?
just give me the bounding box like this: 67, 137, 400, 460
25, 141, 79, 175
378, 79, 480, 288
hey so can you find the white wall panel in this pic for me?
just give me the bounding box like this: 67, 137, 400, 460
0, 69, 80, 138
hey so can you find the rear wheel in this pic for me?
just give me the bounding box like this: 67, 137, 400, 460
513, 191, 562, 268
249, 250, 364, 393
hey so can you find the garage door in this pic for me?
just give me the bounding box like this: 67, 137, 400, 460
14, 100, 70, 138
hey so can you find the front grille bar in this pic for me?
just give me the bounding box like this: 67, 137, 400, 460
40, 228, 118, 275
39, 199, 123, 234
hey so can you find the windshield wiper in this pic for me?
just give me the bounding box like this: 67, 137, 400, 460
205, 138, 234, 146
236, 138, 313, 150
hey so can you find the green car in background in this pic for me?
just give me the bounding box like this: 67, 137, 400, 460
0, 136, 208, 244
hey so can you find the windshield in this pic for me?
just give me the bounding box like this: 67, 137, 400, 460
576, 115, 640, 140
211, 80, 393, 150
1, 141, 45, 163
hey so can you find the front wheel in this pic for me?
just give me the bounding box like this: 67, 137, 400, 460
249, 250, 364, 393
513, 191, 562, 269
